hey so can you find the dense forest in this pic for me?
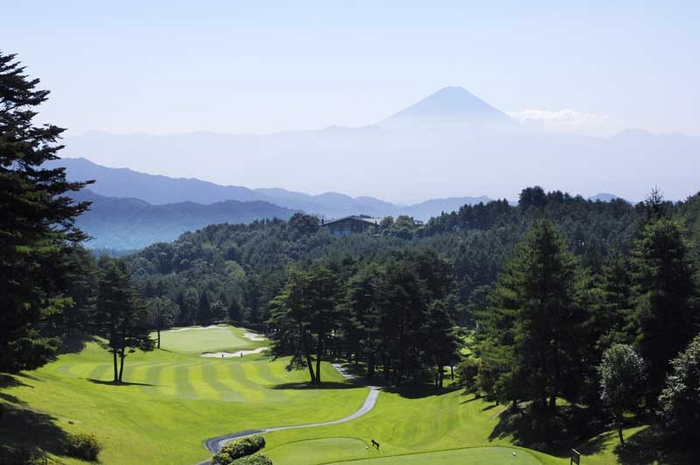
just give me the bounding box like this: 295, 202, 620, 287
121, 187, 648, 330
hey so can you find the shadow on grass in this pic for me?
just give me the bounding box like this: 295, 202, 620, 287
0, 392, 27, 406
0, 374, 32, 389
384, 384, 459, 399
577, 430, 615, 456
59, 333, 99, 355
0, 401, 69, 464
459, 393, 482, 405
488, 404, 607, 457
87, 378, 155, 387
614, 426, 699, 465
271, 381, 362, 390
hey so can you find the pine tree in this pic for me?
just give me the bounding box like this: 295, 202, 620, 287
96, 257, 154, 383
268, 265, 339, 384
482, 218, 588, 412
147, 296, 178, 349
0, 52, 91, 372
632, 217, 697, 399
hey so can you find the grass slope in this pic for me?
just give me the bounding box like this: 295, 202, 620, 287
0, 326, 366, 464
0, 325, 634, 465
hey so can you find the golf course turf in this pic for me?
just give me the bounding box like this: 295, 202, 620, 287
0, 325, 631, 465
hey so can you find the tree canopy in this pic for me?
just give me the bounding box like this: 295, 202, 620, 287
0, 51, 91, 372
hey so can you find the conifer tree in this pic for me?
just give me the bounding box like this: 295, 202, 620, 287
96, 257, 154, 383
632, 217, 697, 399
0, 52, 91, 372
482, 218, 588, 412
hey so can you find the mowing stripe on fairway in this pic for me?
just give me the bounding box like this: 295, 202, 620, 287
229, 363, 266, 403
88, 363, 111, 381
174, 364, 197, 399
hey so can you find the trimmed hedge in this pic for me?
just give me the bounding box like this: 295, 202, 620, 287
212, 435, 266, 465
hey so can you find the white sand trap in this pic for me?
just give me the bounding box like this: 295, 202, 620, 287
243, 331, 265, 341
168, 325, 226, 332
201, 347, 268, 358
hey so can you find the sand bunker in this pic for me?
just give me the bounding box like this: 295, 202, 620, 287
168, 325, 225, 332
243, 331, 265, 341
201, 347, 268, 358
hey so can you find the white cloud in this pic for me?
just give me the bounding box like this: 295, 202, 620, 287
507, 109, 622, 136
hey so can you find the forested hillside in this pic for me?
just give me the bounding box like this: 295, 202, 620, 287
121, 187, 651, 328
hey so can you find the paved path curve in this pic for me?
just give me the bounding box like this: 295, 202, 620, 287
196, 364, 380, 465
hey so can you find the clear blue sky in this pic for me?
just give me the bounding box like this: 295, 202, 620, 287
3, 1, 699, 136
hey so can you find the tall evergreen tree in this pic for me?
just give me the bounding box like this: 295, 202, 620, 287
268, 265, 339, 384
481, 218, 588, 412
341, 264, 381, 377
0, 52, 91, 373
96, 257, 154, 383
632, 217, 697, 399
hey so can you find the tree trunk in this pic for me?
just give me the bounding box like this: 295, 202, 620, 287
305, 354, 316, 383
439, 366, 445, 389
118, 350, 126, 383
450, 365, 454, 381
617, 416, 625, 444
315, 338, 323, 384
157, 324, 161, 349
112, 349, 118, 383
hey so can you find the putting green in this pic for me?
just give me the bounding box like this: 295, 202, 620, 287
158, 325, 260, 353
267, 438, 370, 465
323, 446, 542, 464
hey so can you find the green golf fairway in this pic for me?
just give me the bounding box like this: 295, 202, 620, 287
0, 325, 629, 465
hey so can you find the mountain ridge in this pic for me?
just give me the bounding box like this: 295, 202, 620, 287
71, 189, 298, 250
49, 157, 493, 220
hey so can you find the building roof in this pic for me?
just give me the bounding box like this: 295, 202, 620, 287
321, 215, 382, 227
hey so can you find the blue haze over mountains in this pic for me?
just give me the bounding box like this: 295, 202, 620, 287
53, 87, 698, 249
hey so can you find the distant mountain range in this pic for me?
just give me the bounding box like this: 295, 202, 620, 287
49, 157, 492, 220
51, 157, 623, 250
61, 85, 699, 204
71, 189, 297, 250
49, 84, 686, 250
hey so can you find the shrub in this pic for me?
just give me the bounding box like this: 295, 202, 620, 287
232, 453, 273, 465
212, 435, 266, 465
65, 432, 101, 461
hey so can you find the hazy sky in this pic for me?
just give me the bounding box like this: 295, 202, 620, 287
3, 1, 699, 136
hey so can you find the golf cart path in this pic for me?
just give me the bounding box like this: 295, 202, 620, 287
195, 363, 380, 465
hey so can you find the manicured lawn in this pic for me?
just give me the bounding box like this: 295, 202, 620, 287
0, 325, 636, 465
0, 328, 368, 465
158, 325, 262, 353
324, 446, 543, 465
263, 388, 567, 465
